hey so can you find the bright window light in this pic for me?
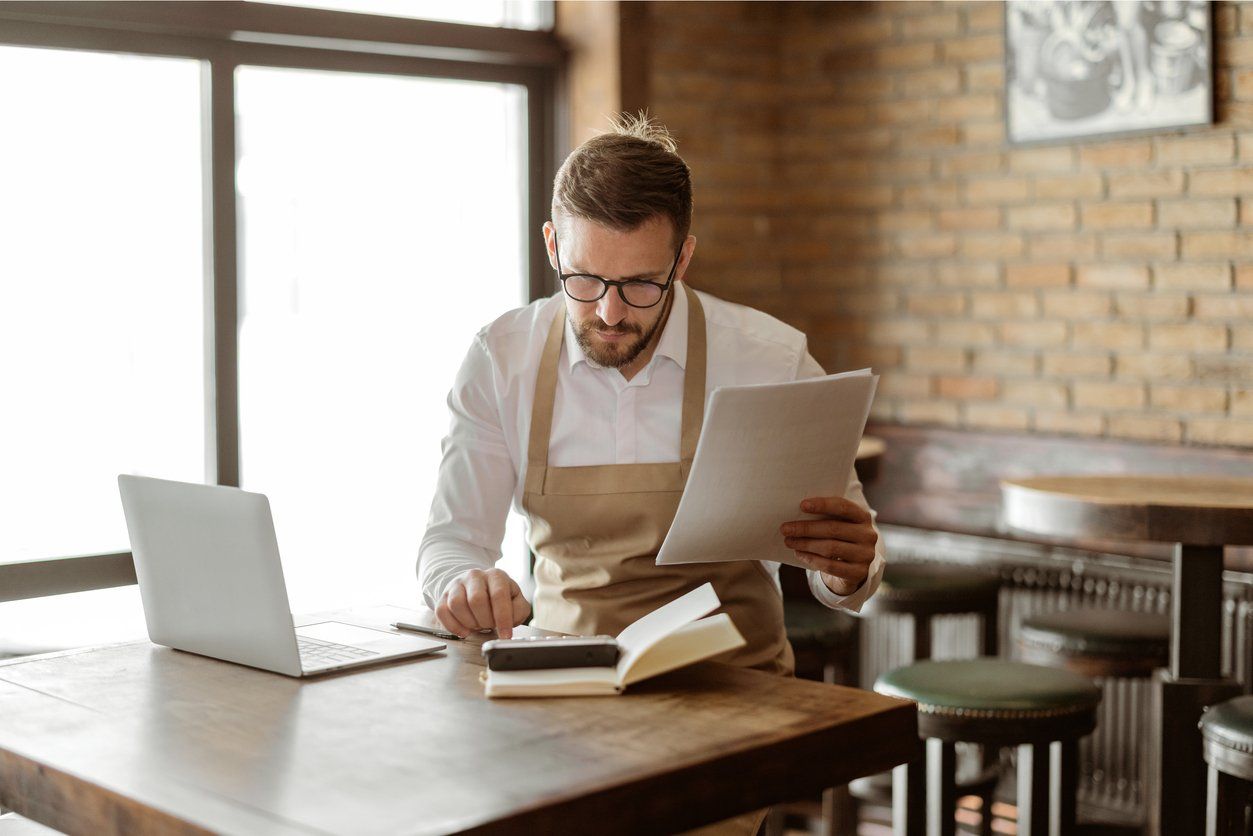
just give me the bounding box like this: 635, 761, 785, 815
0, 45, 206, 565
236, 65, 530, 612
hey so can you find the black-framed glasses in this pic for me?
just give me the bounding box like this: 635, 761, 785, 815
553, 233, 681, 309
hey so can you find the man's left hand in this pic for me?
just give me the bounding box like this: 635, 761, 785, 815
780, 496, 878, 597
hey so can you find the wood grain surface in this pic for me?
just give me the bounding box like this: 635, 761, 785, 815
0, 606, 918, 836
1005, 476, 1253, 508
1002, 476, 1253, 546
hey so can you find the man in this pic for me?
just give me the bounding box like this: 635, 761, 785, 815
419, 114, 886, 676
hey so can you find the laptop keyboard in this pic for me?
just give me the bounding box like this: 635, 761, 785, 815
297, 635, 379, 667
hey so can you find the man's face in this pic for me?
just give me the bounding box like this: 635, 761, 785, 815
546, 216, 689, 370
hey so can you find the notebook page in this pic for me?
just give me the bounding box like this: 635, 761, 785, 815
614, 582, 721, 682
619, 613, 745, 687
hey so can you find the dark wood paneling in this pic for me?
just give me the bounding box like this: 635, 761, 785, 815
864, 422, 1253, 568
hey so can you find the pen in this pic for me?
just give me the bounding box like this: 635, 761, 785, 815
392, 621, 462, 641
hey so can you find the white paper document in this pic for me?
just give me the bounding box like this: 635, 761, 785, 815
655, 368, 878, 569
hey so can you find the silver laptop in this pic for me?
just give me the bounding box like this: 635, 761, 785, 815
117, 474, 444, 677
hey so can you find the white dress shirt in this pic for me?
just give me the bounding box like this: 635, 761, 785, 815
418, 282, 887, 613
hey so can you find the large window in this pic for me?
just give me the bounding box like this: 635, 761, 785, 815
0, 46, 207, 563
236, 66, 529, 610
0, 4, 558, 642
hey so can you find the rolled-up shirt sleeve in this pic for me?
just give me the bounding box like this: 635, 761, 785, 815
795, 349, 887, 612
417, 332, 518, 609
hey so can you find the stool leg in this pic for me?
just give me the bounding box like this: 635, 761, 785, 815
927, 738, 957, 836
912, 614, 933, 662
1017, 743, 1050, 836
1049, 738, 1078, 836
980, 606, 998, 658
977, 745, 997, 836
1207, 765, 1250, 836
978, 784, 996, 836
893, 755, 926, 836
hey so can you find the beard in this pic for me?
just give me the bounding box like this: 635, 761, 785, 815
573, 303, 669, 370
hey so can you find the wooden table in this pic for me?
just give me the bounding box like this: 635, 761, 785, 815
1002, 475, 1253, 836
0, 605, 918, 835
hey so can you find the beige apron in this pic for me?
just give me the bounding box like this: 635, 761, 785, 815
522, 285, 794, 676
520, 287, 792, 836
518, 288, 791, 681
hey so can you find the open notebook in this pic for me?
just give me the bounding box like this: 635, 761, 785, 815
483, 583, 745, 698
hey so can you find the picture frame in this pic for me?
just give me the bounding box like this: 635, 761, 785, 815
1005, 0, 1213, 145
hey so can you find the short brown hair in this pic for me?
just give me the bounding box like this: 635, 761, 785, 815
552, 113, 692, 247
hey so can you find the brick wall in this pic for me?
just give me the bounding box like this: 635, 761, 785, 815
642, 1, 785, 305
630, 0, 1253, 447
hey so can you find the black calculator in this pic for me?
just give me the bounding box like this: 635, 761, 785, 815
481, 636, 620, 671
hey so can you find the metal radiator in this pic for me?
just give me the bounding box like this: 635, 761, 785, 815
866, 525, 1253, 822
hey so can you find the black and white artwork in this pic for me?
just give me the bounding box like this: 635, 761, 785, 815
1006, 1, 1212, 144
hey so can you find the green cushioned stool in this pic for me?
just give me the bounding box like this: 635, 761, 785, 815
1019, 608, 1169, 829
785, 599, 859, 685
1019, 609, 1170, 678
1200, 695, 1253, 835
876, 658, 1101, 836
863, 563, 1002, 660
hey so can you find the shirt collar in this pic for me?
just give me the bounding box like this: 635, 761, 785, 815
563, 281, 689, 373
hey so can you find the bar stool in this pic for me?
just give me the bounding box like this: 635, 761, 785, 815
1200, 695, 1253, 835
876, 659, 1102, 836
1018, 609, 1169, 828
853, 563, 1003, 829
861, 563, 1001, 661
786, 598, 859, 685
1018, 609, 1170, 678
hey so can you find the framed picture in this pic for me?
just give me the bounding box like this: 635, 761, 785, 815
1005, 1, 1212, 144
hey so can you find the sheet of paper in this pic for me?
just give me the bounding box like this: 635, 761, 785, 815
655, 368, 878, 569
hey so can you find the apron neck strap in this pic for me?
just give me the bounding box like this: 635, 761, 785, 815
526, 302, 567, 481
679, 284, 706, 479
525, 284, 708, 481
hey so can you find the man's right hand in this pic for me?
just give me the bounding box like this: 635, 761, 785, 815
435, 568, 531, 639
